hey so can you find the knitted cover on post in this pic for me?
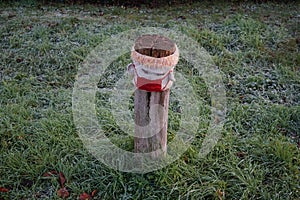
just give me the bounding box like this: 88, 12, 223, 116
128, 45, 179, 92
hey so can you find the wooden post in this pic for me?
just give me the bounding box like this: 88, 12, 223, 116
131, 35, 178, 158
134, 89, 170, 157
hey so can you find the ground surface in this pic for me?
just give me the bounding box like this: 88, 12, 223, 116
0, 1, 299, 199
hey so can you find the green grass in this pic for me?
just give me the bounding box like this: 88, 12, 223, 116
0, 1, 299, 199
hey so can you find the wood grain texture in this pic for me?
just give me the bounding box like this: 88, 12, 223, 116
134, 34, 176, 58
134, 89, 169, 157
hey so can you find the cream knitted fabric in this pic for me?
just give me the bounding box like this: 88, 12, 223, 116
128, 44, 179, 91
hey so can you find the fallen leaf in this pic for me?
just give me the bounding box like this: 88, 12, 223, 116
216, 189, 224, 200
8, 14, 16, 19
43, 170, 58, 177
59, 172, 66, 187
57, 187, 69, 199
177, 15, 186, 20
0, 187, 9, 192
91, 189, 97, 197
16, 58, 23, 63
183, 155, 188, 163
48, 22, 58, 28
79, 192, 91, 200
236, 152, 247, 159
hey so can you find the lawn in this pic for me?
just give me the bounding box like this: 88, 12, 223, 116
0, 0, 299, 199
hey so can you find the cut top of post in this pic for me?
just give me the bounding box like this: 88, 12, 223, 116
134, 34, 176, 58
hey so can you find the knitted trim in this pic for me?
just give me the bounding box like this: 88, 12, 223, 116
130, 45, 179, 69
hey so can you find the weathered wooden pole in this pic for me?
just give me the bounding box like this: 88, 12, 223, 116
128, 34, 179, 158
